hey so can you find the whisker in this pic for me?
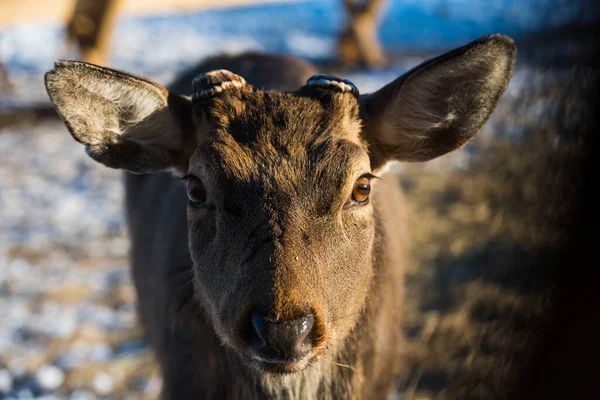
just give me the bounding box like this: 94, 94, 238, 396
321, 357, 364, 384
331, 310, 363, 323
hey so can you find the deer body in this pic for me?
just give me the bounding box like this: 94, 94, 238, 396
45, 37, 515, 399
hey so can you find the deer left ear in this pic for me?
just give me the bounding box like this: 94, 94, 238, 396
45, 60, 194, 174
359, 34, 516, 171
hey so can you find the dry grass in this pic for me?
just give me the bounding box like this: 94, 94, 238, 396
398, 64, 595, 399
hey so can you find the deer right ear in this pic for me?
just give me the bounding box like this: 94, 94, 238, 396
359, 34, 516, 171
44, 61, 194, 174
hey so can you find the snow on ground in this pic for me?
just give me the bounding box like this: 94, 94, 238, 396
0, 121, 148, 399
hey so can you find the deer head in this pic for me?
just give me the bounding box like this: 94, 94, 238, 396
45, 34, 516, 373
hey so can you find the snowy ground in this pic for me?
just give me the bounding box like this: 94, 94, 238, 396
0, 121, 155, 399
0, 0, 572, 399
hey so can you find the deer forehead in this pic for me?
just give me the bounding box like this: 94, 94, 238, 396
191, 134, 370, 194
199, 90, 362, 144
189, 91, 368, 182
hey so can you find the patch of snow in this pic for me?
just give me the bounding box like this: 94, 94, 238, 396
34, 365, 65, 391
92, 372, 114, 395
0, 368, 13, 394
286, 34, 334, 59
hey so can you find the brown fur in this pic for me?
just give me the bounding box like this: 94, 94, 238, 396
44, 36, 515, 399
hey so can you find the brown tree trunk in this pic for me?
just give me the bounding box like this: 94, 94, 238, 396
338, 0, 387, 68
66, 0, 123, 66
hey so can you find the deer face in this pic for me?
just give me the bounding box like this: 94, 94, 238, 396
45, 35, 516, 373
184, 80, 375, 372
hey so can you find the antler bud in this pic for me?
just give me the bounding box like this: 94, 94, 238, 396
192, 70, 247, 100
306, 74, 359, 97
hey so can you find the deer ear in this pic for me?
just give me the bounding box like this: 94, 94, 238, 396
359, 34, 516, 170
44, 61, 194, 173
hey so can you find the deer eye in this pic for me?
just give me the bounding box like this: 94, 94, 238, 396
183, 175, 207, 207
345, 175, 373, 208
353, 177, 371, 203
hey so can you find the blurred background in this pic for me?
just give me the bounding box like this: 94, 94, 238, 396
0, 0, 598, 399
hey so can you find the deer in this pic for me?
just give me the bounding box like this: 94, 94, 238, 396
43, 34, 516, 399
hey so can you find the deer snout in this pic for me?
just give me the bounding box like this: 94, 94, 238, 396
248, 313, 315, 363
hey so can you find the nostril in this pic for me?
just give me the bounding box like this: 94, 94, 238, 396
250, 314, 267, 351
295, 315, 314, 342
292, 315, 314, 358
251, 314, 267, 337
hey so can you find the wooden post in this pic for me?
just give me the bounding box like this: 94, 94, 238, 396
338, 0, 387, 68
65, 0, 123, 66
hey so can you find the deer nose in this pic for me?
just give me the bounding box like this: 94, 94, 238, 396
249, 313, 315, 362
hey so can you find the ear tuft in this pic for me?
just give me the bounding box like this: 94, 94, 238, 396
306, 74, 359, 97
192, 69, 247, 101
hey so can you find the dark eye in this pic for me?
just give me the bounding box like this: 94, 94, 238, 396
183, 175, 207, 207
345, 175, 372, 208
